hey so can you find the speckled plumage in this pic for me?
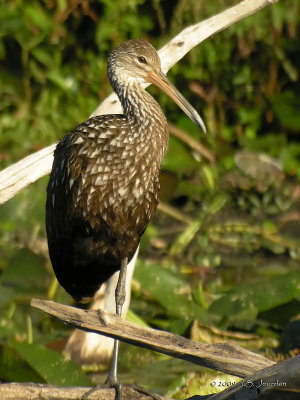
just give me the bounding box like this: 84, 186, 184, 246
46, 40, 169, 301
46, 39, 205, 304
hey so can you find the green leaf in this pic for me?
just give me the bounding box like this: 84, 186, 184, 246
170, 220, 202, 256
11, 341, 90, 386
126, 309, 149, 327
23, 4, 53, 32
274, 90, 300, 131
0, 343, 42, 383
210, 271, 300, 321
134, 260, 209, 323
162, 136, 198, 174
0, 286, 15, 304
1, 248, 48, 294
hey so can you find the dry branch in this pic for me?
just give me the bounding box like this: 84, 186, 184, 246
206, 355, 300, 400
2, 296, 297, 400
0, 0, 279, 205
168, 124, 215, 163
1, 358, 299, 400
0, 144, 56, 205
0, 383, 162, 400
1, 356, 298, 400
31, 298, 274, 378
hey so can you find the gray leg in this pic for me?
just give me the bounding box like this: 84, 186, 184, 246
106, 257, 128, 399
116, 257, 128, 316
81, 258, 128, 400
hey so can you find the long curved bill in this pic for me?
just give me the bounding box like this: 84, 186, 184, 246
146, 70, 206, 133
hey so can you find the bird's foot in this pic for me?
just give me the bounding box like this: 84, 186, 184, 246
105, 376, 123, 400
80, 382, 163, 400
80, 377, 122, 400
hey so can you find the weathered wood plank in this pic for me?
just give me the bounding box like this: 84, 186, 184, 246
31, 298, 274, 378
0, 383, 162, 400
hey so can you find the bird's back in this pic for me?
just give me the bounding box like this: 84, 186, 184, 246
46, 113, 167, 301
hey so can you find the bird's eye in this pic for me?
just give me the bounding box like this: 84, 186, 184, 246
138, 56, 147, 64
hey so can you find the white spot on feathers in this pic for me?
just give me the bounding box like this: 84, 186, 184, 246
135, 177, 140, 186
95, 176, 102, 186
132, 186, 142, 198
69, 178, 75, 189
99, 131, 110, 139
90, 149, 99, 158
74, 137, 84, 145
118, 187, 127, 197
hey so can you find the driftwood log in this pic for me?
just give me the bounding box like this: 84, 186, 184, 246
1, 355, 299, 400
31, 299, 300, 400
0, 383, 163, 400
0, 298, 297, 400
206, 355, 300, 400
31, 299, 273, 378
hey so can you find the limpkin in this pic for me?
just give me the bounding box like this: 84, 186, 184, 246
46, 39, 205, 397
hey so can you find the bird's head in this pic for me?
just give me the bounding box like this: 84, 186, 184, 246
107, 39, 206, 133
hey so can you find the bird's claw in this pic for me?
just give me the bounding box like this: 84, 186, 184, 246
105, 376, 123, 400
80, 382, 162, 400
80, 379, 122, 400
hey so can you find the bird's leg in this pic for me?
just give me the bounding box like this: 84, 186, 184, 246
81, 258, 128, 400
106, 258, 163, 400
106, 257, 128, 398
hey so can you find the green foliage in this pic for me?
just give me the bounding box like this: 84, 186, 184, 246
210, 271, 300, 323
0, 0, 299, 396
0, 341, 90, 385
1, 248, 48, 295
133, 260, 211, 332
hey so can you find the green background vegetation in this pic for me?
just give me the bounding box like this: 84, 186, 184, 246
0, 0, 299, 396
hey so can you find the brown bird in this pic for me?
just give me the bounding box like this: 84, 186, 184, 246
46, 39, 205, 398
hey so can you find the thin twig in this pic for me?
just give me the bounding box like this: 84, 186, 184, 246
169, 123, 215, 162
158, 201, 193, 224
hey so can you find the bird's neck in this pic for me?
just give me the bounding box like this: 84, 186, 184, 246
116, 79, 168, 131
111, 78, 169, 166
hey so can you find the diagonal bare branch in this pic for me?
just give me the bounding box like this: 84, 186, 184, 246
0, 0, 279, 205
31, 298, 274, 378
